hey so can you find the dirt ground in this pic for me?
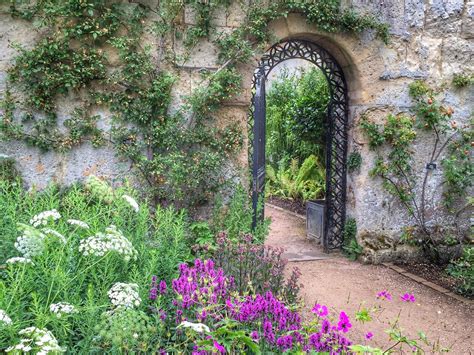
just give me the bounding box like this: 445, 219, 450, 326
265, 204, 474, 354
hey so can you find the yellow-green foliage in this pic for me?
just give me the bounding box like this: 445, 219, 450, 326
266, 155, 325, 201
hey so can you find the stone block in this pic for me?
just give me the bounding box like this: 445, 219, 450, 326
226, 1, 246, 27
461, 2, 474, 38
441, 36, 474, 76
429, 0, 464, 20
405, 0, 426, 28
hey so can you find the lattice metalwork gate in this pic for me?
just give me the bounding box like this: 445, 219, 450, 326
249, 39, 349, 252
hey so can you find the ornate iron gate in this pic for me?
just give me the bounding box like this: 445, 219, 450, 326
249, 39, 349, 251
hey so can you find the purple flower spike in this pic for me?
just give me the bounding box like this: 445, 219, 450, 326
159, 280, 167, 294
400, 293, 416, 302
149, 275, 158, 300
250, 330, 259, 341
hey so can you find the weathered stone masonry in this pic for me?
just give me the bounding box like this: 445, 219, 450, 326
0, 1, 472, 261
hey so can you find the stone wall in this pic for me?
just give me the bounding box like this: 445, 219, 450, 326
0, 1, 472, 261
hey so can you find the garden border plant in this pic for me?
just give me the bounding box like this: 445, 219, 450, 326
360, 81, 473, 264
1, 0, 388, 208
0, 177, 450, 353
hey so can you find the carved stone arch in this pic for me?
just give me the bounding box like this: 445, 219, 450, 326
249, 39, 349, 251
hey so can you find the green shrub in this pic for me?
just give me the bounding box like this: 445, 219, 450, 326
0, 177, 191, 351
342, 218, 362, 261
447, 246, 474, 298
211, 185, 270, 244
0, 156, 21, 184
266, 67, 330, 167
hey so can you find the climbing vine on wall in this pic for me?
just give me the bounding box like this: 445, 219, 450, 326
1, 0, 388, 207
360, 81, 473, 261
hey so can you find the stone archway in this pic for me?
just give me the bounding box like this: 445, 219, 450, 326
249, 39, 349, 252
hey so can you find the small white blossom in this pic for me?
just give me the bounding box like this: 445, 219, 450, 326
42, 228, 66, 244
79, 225, 137, 261
107, 282, 141, 309
14, 223, 47, 258
0, 310, 12, 325
29, 209, 61, 227
5, 327, 64, 353
6, 257, 33, 265
122, 195, 139, 212
67, 219, 90, 229
50, 302, 77, 318
178, 321, 210, 333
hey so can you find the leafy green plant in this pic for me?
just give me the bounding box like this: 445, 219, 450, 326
0, 156, 21, 184
452, 73, 474, 88
347, 151, 362, 173
342, 218, 362, 260
0, 177, 192, 352
211, 185, 270, 244
266, 67, 330, 167
190, 221, 215, 251
266, 155, 326, 202
447, 246, 474, 298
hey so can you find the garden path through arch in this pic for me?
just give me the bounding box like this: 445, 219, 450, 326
249, 39, 349, 252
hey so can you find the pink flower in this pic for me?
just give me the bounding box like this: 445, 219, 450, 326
337, 311, 352, 333
365, 332, 374, 340
311, 303, 328, 317
376, 290, 392, 300
214, 340, 225, 354
400, 293, 415, 302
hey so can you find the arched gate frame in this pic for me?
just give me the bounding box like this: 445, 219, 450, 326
249, 39, 349, 252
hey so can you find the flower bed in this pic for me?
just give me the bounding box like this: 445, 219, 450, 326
0, 178, 444, 353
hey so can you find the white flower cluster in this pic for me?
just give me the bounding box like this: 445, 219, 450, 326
14, 224, 47, 258
79, 225, 137, 261
178, 321, 210, 333
6, 257, 33, 265
29, 209, 61, 227
5, 327, 65, 354
0, 309, 12, 325
49, 302, 77, 318
42, 228, 66, 244
122, 195, 139, 212
67, 219, 90, 229
107, 282, 141, 309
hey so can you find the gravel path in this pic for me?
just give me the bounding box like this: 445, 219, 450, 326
265, 204, 474, 353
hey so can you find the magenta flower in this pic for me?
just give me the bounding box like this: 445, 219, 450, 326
376, 290, 392, 300
213, 340, 225, 354
365, 332, 374, 340
400, 293, 416, 302
321, 318, 330, 333
311, 303, 328, 317
337, 311, 352, 333
250, 330, 259, 341
159, 280, 167, 294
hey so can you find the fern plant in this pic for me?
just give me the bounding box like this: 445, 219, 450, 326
266, 155, 325, 202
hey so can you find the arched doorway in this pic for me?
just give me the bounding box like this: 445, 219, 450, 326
249, 39, 349, 252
